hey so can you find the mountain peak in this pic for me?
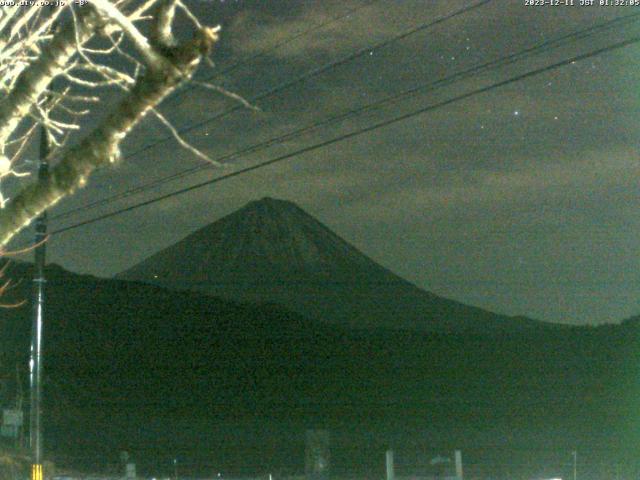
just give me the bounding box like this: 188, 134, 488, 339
119, 197, 365, 283
239, 196, 306, 220
249, 196, 293, 207
117, 198, 548, 333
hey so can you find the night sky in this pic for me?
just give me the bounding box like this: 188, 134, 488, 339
10, 1, 640, 325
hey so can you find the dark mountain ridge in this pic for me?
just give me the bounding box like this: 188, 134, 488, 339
0, 262, 638, 476
117, 197, 558, 334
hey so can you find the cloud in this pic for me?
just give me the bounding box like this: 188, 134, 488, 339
47, 1, 640, 324
227, 0, 402, 60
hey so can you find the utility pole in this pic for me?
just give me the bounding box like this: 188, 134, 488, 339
385, 450, 394, 480
30, 125, 48, 480
454, 450, 463, 480
15, 364, 24, 449
572, 450, 577, 480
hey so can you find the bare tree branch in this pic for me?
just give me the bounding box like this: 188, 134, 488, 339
0, 6, 102, 152
90, 0, 167, 68
0, 20, 220, 247
0, 0, 227, 248
151, 108, 221, 165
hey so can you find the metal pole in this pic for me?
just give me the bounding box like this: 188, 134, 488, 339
385, 450, 394, 480
454, 450, 463, 480
30, 125, 48, 479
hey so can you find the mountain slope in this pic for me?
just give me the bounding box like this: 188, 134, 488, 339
1, 262, 637, 475
118, 197, 554, 333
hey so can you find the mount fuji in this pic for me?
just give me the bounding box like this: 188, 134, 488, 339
117, 197, 554, 333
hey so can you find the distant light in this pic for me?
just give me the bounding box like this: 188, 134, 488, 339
513, 110, 520, 116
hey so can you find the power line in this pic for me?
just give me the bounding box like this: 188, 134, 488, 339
50, 33, 640, 236
121, 0, 493, 160
52, 0, 494, 221
51, 11, 640, 222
